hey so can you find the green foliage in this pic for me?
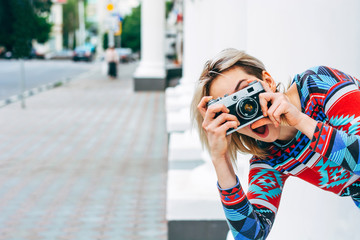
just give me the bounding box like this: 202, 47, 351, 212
34, 15, 52, 43
103, 32, 108, 50
63, 0, 79, 49
0, 0, 52, 58
0, 0, 15, 51
121, 4, 141, 52
33, 0, 53, 14
166, 1, 174, 18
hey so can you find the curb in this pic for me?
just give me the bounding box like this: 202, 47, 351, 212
0, 77, 71, 109
0, 63, 102, 109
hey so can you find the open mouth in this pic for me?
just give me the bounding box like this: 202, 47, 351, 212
251, 124, 269, 138
253, 125, 266, 134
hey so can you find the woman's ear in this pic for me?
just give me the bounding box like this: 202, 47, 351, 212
262, 71, 276, 92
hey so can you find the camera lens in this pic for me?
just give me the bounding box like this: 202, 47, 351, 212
236, 97, 258, 119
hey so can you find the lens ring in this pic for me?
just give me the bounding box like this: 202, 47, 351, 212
236, 97, 259, 119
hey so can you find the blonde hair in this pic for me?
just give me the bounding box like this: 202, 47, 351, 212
190, 48, 269, 162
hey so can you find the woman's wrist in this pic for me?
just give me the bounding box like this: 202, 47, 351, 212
211, 154, 237, 189
294, 113, 317, 140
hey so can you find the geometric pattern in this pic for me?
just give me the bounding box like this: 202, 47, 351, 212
310, 122, 360, 175
219, 66, 360, 239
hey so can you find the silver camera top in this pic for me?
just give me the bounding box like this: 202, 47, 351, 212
207, 80, 264, 107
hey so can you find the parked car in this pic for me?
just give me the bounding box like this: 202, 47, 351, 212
49, 49, 73, 60
73, 44, 95, 62
115, 48, 134, 63
31, 44, 50, 59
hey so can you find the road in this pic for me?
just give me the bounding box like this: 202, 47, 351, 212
0, 59, 95, 100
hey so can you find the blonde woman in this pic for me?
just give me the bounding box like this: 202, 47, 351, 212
191, 48, 360, 239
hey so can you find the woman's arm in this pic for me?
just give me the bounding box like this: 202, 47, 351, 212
219, 160, 288, 240
197, 96, 239, 189
197, 96, 287, 239
299, 66, 360, 175
309, 87, 360, 175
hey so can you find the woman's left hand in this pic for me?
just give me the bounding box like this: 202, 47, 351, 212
249, 79, 318, 140
247, 79, 302, 128
258, 91, 301, 128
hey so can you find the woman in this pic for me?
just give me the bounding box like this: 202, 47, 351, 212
190, 48, 360, 240
105, 46, 119, 79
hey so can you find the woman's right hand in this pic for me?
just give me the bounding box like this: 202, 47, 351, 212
197, 96, 239, 189
197, 96, 240, 160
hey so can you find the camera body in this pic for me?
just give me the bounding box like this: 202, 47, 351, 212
207, 80, 265, 135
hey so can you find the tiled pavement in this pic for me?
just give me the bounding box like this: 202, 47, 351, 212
0, 63, 168, 240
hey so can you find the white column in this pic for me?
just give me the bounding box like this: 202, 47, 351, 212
181, 0, 247, 84
78, 0, 86, 47
97, 0, 107, 55
51, 3, 63, 52
134, 0, 166, 91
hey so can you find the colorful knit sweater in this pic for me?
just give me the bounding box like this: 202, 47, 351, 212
218, 66, 360, 240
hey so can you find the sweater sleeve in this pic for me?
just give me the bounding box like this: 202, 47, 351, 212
218, 161, 288, 240
307, 67, 360, 175
309, 121, 360, 175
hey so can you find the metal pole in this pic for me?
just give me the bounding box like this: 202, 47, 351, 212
78, 0, 86, 46
19, 59, 26, 109
108, 29, 114, 47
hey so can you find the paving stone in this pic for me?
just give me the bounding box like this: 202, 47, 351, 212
0, 63, 168, 239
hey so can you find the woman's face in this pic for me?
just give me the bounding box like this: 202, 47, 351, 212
209, 66, 280, 142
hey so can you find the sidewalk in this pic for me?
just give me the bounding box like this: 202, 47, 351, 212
0, 62, 168, 240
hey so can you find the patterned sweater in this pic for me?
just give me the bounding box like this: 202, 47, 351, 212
218, 66, 360, 240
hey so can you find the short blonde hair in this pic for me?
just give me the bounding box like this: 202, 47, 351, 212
190, 48, 269, 162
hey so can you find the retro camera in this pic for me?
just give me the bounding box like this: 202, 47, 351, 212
207, 80, 266, 135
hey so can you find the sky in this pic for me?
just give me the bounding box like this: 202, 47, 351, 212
117, 0, 140, 16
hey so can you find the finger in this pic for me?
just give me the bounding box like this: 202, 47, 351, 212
202, 104, 230, 128
205, 104, 229, 119
273, 104, 286, 124
218, 120, 240, 134
259, 92, 276, 117
197, 96, 213, 117
267, 101, 281, 127
208, 113, 239, 129
273, 104, 291, 126
246, 79, 257, 85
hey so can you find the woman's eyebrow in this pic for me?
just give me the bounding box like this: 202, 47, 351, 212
234, 79, 247, 92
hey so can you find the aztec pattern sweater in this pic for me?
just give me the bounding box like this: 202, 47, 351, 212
218, 66, 360, 240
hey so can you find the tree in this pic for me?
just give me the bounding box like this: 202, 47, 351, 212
0, 0, 52, 58
0, 0, 15, 52
62, 0, 79, 49
121, 4, 141, 52
121, 1, 172, 53
62, 0, 89, 49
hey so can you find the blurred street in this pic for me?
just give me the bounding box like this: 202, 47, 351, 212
0, 62, 168, 240
0, 59, 95, 100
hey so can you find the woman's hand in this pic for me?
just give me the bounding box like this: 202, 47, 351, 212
252, 80, 317, 139
258, 91, 301, 128
197, 96, 239, 188
197, 96, 240, 160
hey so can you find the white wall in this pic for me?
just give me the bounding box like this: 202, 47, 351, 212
182, 0, 247, 83
246, 0, 360, 84
179, 1, 360, 238
183, 0, 360, 85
